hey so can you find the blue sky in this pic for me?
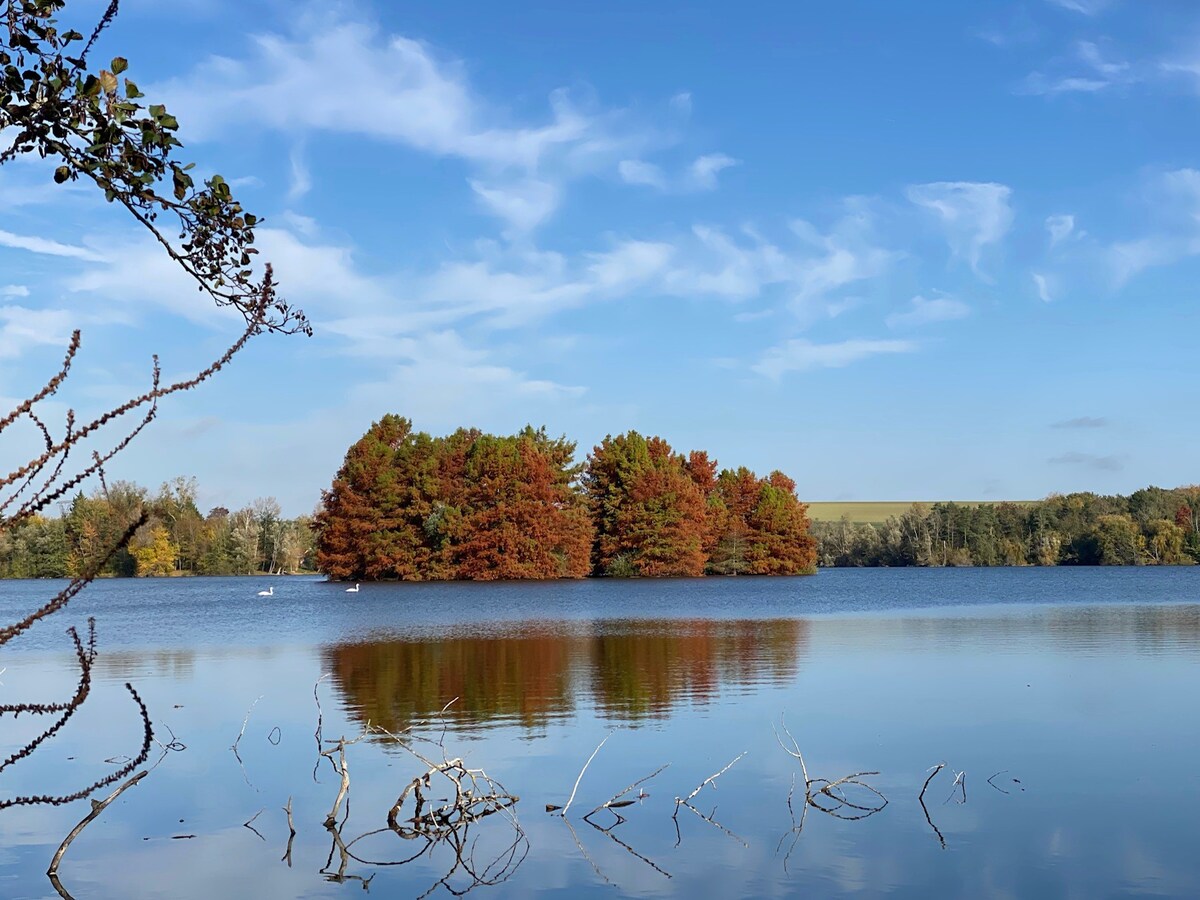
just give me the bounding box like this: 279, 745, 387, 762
3, 0, 1199, 516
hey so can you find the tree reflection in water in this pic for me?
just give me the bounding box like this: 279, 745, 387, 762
322, 618, 808, 733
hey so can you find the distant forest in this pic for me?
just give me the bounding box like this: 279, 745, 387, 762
3, 427, 1195, 579
812, 487, 1200, 567
0, 477, 315, 578
313, 416, 817, 581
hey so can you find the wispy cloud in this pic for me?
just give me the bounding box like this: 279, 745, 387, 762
1046, 214, 1077, 246
1021, 40, 1134, 95
687, 153, 739, 190
287, 144, 311, 202
906, 181, 1013, 275
1048, 451, 1124, 471
0, 305, 76, 358
886, 294, 970, 328
0, 229, 104, 262
618, 153, 739, 192
1, 285, 29, 298
469, 178, 561, 233
1032, 271, 1054, 302
753, 338, 916, 380
617, 159, 667, 190
1105, 168, 1200, 286
1052, 416, 1108, 429
155, 14, 655, 233
1044, 0, 1114, 14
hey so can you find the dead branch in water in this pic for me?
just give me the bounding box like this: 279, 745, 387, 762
281, 797, 296, 867
47, 769, 148, 885
671, 751, 748, 847
945, 769, 966, 805
550, 731, 613, 816
773, 716, 888, 822
319, 726, 372, 828
327, 711, 531, 897
584, 763, 669, 821
919, 763, 947, 848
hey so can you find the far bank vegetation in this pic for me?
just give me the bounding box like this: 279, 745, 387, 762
812, 488, 1200, 567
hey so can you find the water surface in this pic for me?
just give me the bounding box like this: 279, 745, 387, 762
1, 568, 1198, 898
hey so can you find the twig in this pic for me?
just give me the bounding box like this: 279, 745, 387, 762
243, 808, 266, 841
674, 751, 746, 813
987, 770, 1016, 794
47, 771, 148, 876
920, 763, 945, 804
945, 770, 966, 805
281, 796, 296, 866
558, 732, 612, 817
312, 673, 331, 782
320, 726, 371, 827
585, 763, 668, 818
231, 695, 263, 753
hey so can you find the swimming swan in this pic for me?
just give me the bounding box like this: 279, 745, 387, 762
257, 586, 274, 597
345, 583, 360, 593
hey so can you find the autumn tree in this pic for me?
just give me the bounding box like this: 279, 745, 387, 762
710, 467, 816, 575
584, 432, 708, 577
454, 432, 591, 580
314, 420, 593, 581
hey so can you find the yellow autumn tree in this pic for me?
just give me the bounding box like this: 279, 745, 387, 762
133, 525, 179, 577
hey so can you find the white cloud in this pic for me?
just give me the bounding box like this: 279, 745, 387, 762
469, 178, 561, 233
586, 240, 675, 288
886, 294, 970, 328
350, 329, 585, 424
669, 92, 693, 117
1107, 236, 1198, 287
155, 15, 653, 232
1104, 169, 1200, 286
906, 181, 1013, 275
287, 144, 311, 202
1, 285, 29, 298
619, 154, 738, 192
0, 229, 105, 262
1021, 40, 1133, 96
1045, 0, 1113, 14
1032, 271, 1055, 302
753, 338, 917, 380
687, 153, 739, 190
1046, 214, 1076, 246
0, 305, 75, 358
618, 159, 667, 189
1077, 41, 1127, 77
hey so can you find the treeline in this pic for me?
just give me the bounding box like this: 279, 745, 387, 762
0, 477, 315, 578
813, 486, 1200, 567
313, 416, 817, 581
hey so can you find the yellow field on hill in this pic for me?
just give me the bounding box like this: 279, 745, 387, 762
806, 501, 1033, 524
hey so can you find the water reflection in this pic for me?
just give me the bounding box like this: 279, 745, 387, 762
322, 619, 808, 732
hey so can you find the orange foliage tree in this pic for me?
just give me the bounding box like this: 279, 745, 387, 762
314, 419, 591, 580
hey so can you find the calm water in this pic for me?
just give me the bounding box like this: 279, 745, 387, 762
1, 568, 1198, 898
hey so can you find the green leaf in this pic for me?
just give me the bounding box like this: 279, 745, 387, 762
124, 78, 142, 99
111, 57, 128, 75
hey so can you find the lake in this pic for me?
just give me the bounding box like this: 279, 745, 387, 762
1, 568, 1198, 898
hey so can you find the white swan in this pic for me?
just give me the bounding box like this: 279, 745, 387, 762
345, 583, 360, 593
257, 586, 274, 597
